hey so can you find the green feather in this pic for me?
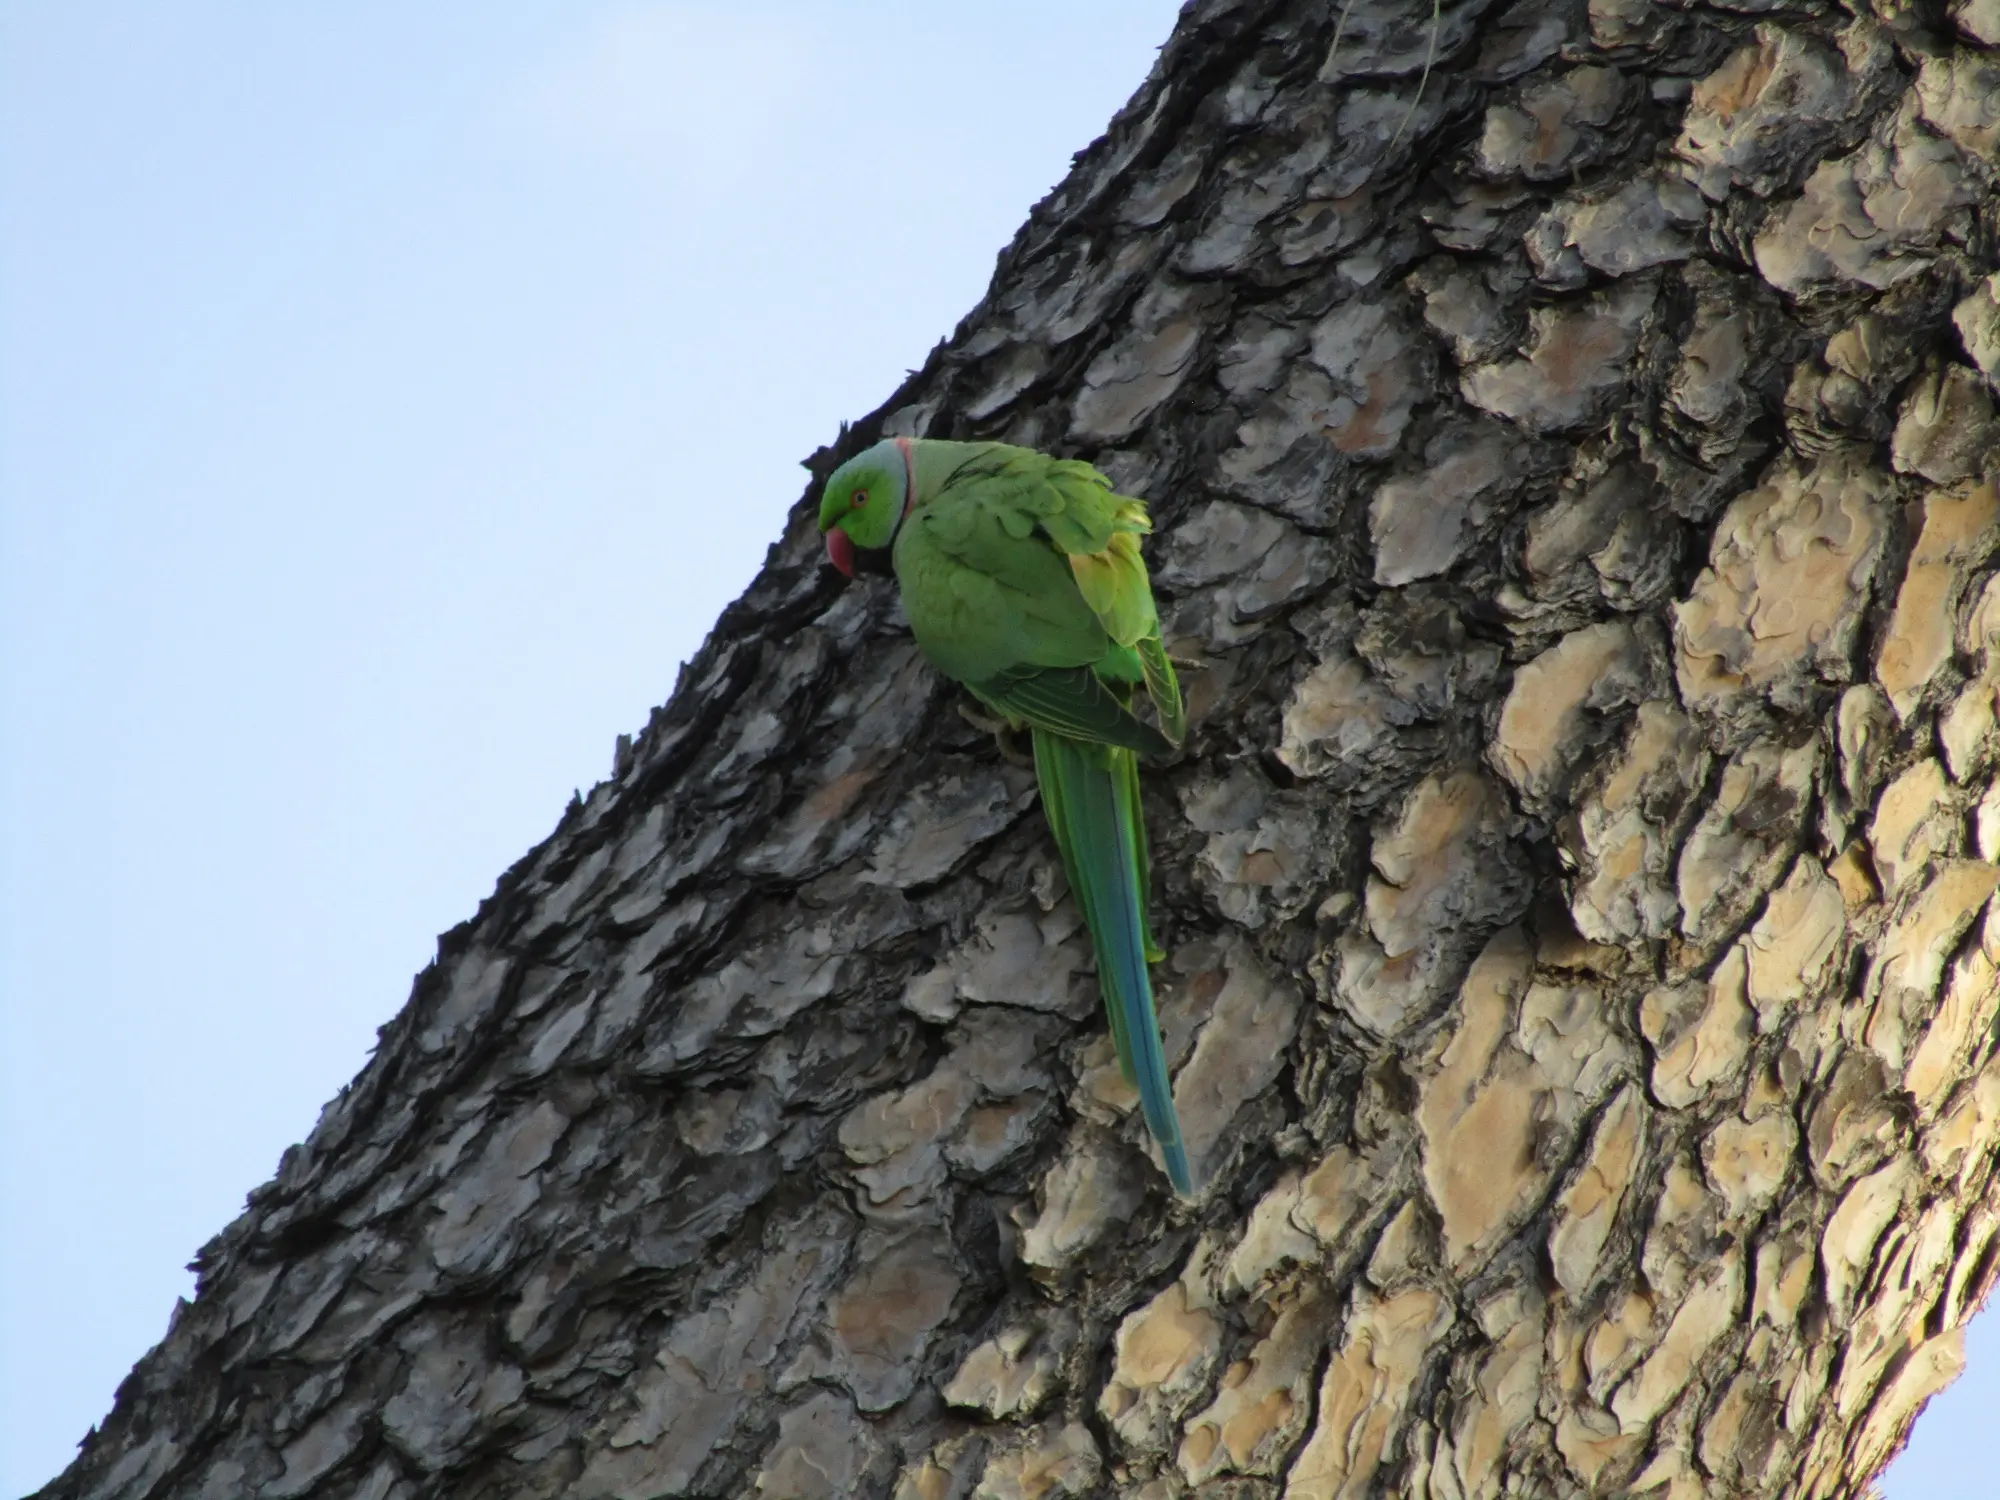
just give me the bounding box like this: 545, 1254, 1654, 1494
974, 665, 1173, 757
1136, 633, 1186, 746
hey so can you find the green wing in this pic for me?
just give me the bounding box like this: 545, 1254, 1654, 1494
1135, 633, 1186, 746
973, 665, 1173, 757
1022, 456, 1184, 745
896, 444, 1185, 746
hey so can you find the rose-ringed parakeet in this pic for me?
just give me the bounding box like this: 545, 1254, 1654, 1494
818, 437, 1193, 1195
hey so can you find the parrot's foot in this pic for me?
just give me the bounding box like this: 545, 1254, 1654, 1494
1168, 653, 1205, 673
958, 701, 1034, 767
957, 701, 1007, 736
993, 725, 1034, 767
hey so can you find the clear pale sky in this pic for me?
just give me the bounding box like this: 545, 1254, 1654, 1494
0, 5, 1988, 1495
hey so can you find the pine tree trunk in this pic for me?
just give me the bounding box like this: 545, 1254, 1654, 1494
43, 1, 2000, 1497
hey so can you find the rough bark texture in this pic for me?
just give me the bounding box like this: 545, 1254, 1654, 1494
42, 1, 2000, 1497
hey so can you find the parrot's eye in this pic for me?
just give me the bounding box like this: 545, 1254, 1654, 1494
850, 489, 868, 508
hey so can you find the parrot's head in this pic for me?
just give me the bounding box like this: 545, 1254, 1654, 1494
817, 438, 912, 578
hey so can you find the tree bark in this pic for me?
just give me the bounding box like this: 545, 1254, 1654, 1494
42, 0, 2000, 1497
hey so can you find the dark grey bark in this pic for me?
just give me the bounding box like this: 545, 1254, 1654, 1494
40, 1, 2000, 1497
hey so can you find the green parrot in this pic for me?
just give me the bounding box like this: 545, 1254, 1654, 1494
818, 437, 1193, 1195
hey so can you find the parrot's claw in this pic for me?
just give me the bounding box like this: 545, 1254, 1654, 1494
994, 725, 1035, 767
958, 701, 1034, 766
1168, 654, 1205, 672
957, 701, 1007, 736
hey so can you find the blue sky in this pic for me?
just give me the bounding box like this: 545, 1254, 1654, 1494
0, 4, 1988, 1494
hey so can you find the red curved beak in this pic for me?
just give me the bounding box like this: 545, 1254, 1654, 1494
825, 527, 856, 578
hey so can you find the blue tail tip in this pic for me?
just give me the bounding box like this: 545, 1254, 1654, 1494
1162, 1140, 1197, 1197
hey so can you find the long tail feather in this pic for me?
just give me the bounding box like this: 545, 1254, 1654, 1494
1033, 730, 1193, 1195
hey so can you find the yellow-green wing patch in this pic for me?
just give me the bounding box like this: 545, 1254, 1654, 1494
1068, 531, 1154, 646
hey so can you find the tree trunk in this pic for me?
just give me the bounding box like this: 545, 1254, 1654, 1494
42, 1, 2000, 1497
